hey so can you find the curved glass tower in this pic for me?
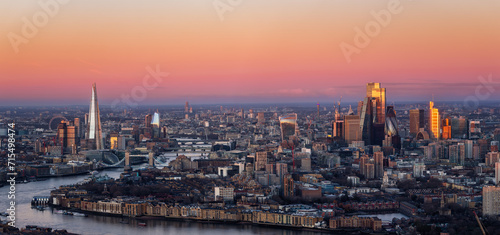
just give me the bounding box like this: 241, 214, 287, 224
385, 106, 398, 137
279, 113, 297, 142
385, 105, 401, 149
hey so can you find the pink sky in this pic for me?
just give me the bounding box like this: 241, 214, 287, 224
0, 0, 499, 105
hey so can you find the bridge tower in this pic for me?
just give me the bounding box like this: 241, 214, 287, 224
124, 151, 132, 173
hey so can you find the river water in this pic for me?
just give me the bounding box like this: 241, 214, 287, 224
0, 166, 322, 235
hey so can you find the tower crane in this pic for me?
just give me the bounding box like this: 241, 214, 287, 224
473, 211, 488, 235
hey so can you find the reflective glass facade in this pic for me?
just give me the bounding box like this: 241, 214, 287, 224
279, 113, 297, 142
87, 83, 103, 149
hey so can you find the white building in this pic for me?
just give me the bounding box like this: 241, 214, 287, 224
214, 187, 234, 201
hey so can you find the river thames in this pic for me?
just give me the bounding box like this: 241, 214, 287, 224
0, 165, 324, 235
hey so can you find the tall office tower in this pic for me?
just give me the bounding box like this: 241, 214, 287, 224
86, 83, 103, 150
359, 98, 371, 144
74, 118, 81, 139
57, 121, 77, 153
465, 140, 474, 159
185, 101, 189, 113
385, 106, 400, 149
57, 121, 68, 149
333, 122, 344, 139
496, 162, 500, 185
255, 151, 269, 171
483, 186, 500, 216
344, 114, 360, 144
67, 125, 76, 150
366, 82, 386, 122
145, 114, 152, 128
429, 101, 440, 139
360, 83, 386, 146
279, 113, 298, 142
283, 174, 295, 198
333, 109, 344, 139
469, 120, 481, 139
451, 117, 468, 139
374, 151, 384, 178
317, 102, 320, 118
409, 109, 425, 136
442, 118, 451, 140
151, 112, 160, 138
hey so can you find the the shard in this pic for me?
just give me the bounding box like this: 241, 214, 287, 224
87, 83, 103, 150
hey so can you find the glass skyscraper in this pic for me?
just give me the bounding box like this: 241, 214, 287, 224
87, 83, 103, 150
429, 101, 440, 139
360, 83, 386, 146
279, 113, 297, 142
151, 112, 160, 138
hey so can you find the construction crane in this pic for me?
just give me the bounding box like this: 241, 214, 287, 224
473, 211, 488, 235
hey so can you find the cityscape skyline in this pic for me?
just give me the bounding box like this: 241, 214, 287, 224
1, 1, 500, 234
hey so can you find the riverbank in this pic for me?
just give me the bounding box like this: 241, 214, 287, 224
50, 205, 341, 234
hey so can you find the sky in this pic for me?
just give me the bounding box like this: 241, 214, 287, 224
0, 0, 499, 106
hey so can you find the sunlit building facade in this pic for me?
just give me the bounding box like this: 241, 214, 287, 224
145, 114, 152, 128
366, 82, 386, 124
429, 101, 440, 139
344, 114, 360, 144
279, 113, 298, 142
151, 112, 160, 138
409, 109, 425, 136
442, 118, 451, 140
87, 83, 103, 150
57, 121, 77, 154
359, 83, 386, 146
483, 186, 500, 216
